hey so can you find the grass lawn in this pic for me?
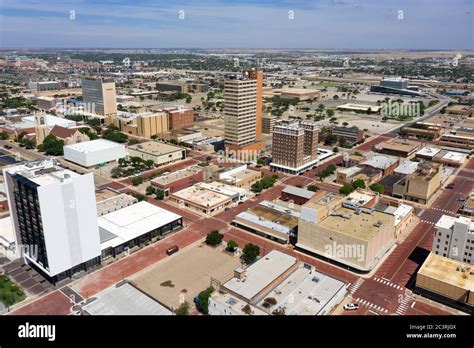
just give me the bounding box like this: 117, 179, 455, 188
0, 274, 25, 307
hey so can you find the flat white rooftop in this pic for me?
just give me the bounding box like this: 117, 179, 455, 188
64, 139, 124, 153
82, 282, 172, 315
435, 214, 474, 231
416, 146, 441, 158
99, 201, 181, 249
223, 250, 297, 301
362, 155, 398, 170
4, 159, 80, 186
394, 160, 419, 175
393, 204, 414, 226
441, 151, 467, 163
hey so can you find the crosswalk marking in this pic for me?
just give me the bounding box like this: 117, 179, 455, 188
396, 297, 412, 315
348, 278, 364, 294
355, 298, 388, 314
373, 277, 404, 291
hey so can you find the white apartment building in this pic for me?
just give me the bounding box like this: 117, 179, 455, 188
3, 159, 101, 283
433, 215, 474, 264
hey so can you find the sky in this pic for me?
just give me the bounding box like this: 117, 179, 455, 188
0, 0, 472, 49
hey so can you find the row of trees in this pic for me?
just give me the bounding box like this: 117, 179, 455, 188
250, 175, 279, 193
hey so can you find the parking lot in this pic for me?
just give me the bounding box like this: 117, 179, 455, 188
129, 243, 241, 310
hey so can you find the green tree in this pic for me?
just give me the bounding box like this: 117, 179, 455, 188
226, 240, 238, 252
0, 131, 9, 140
111, 167, 124, 178
339, 183, 355, 195
145, 186, 156, 195
370, 183, 385, 194
144, 160, 155, 169
155, 189, 165, 200
175, 301, 190, 315
333, 146, 339, 153
131, 177, 143, 186
352, 179, 366, 189
307, 185, 319, 192
196, 286, 214, 314
205, 230, 224, 246
242, 243, 260, 264
186, 96, 192, 103
37, 135, 64, 156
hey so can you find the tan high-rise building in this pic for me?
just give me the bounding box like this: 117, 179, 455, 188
81, 77, 117, 120
271, 121, 319, 175
246, 70, 263, 141
224, 71, 265, 152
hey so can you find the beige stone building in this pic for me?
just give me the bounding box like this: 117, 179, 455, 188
403, 161, 442, 204
416, 252, 474, 307
114, 112, 169, 138
296, 192, 395, 271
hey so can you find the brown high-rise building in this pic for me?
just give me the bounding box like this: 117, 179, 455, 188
165, 108, 195, 130
271, 121, 319, 175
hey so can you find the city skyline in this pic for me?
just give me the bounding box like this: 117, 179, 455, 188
0, 0, 473, 50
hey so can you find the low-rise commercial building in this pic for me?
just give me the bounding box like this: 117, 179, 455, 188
331, 126, 365, 145
127, 141, 186, 167
444, 104, 473, 117
64, 139, 126, 168
459, 192, 474, 217
232, 200, 300, 244
216, 164, 262, 188
296, 192, 395, 271
165, 107, 195, 130
416, 252, 474, 308
36, 96, 57, 110
209, 250, 347, 315
374, 139, 420, 158
337, 103, 380, 113
438, 132, 474, 150
82, 282, 173, 315
279, 88, 319, 101
99, 201, 183, 260
151, 165, 203, 197
361, 155, 399, 177
170, 182, 245, 215
115, 111, 169, 138
281, 185, 317, 205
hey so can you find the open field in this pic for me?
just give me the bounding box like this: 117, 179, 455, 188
129, 243, 241, 309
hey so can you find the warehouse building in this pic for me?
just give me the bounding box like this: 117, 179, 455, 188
99, 201, 183, 260
64, 139, 126, 168
127, 141, 186, 167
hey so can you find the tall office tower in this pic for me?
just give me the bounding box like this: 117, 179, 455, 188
272, 122, 305, 170
271, 121, 319, 175
224, 74, 257, 148
433, 215, 474, 265
3, 159, 101, 283
246, 70, 263, 141
81, 77, 117, 119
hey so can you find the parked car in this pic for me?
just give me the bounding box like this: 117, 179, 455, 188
224, 207, 231, 211
343, 303, 359, 311
166, 245, 179, 256
457, 198, 467, 202
3, 144, 12, 149
446, 183, 455, 189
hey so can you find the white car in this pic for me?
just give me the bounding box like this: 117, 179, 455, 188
343, 303, 359, 311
